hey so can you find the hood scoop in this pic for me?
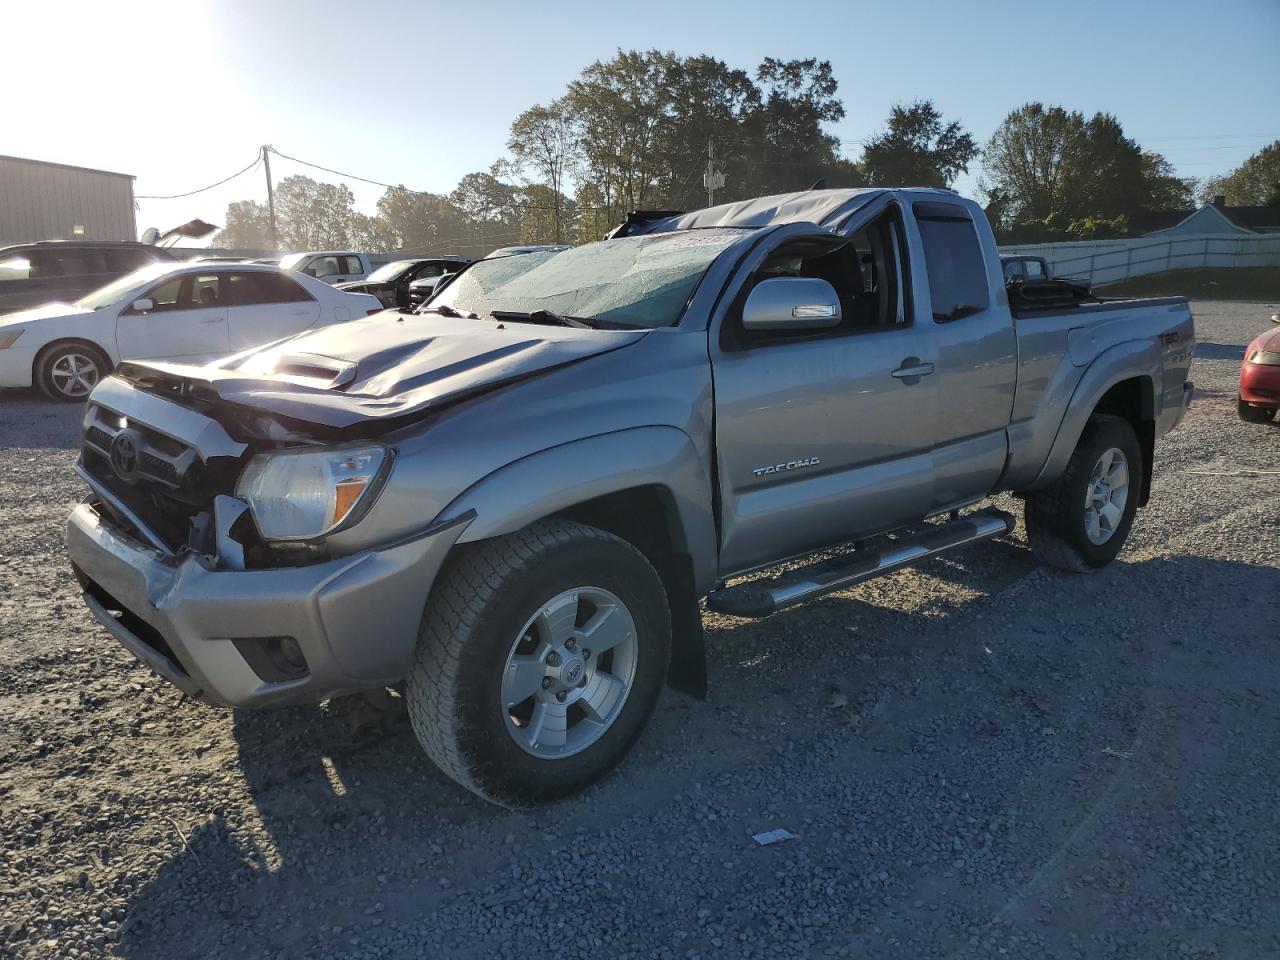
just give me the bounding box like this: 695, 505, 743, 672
260, 353, 358, 390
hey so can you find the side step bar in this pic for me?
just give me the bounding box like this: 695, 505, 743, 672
706, 508, 1016, 618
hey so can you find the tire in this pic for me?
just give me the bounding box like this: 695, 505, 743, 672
1024, 414, 1142, 573
1237, 397, 1276, 424
405, 519, 671, 807
36, 342, 108, 403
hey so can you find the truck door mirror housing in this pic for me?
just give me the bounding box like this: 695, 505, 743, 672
131, 298, 154, 313
741, 277, 842, 332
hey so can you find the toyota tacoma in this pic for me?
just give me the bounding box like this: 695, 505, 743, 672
65, 188, 1195, 806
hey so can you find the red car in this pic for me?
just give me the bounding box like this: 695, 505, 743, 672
1239, 313, 1280, 424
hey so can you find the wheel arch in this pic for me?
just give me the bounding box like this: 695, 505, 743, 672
1028, 342, 1159, 505
440, 426, 718, 699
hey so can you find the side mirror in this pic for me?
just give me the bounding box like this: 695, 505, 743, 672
131, 298, 154, 313
742, 277, 841, 332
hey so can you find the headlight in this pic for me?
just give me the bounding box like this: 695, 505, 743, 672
1249, 349, 1280, 366
235, 444, 390, 541
0, 330, 24, 349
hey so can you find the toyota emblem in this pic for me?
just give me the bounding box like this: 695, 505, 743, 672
110, 431, 140, 480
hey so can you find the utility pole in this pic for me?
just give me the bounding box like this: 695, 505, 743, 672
703, 139, 725, 207
262, 145, 278, 251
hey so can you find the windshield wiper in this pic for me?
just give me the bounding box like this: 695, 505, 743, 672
416, 303, 477, 319
489, 309, 599, 329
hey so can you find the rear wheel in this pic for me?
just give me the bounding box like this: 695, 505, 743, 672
36, 342, 108, 402
1237, 397, 1276, 424
405, 520, 671, 807
1024, 415, 1142, 572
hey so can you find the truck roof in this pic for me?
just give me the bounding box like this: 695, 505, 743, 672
642, 187, 966, 234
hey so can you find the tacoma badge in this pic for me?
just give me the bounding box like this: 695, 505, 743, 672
752, 457, 820, 478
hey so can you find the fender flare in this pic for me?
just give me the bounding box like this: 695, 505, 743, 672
1028, 339, 1157, 490
441, 426, 718, 593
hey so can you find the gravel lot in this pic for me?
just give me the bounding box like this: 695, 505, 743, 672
2, 300, 1278, 960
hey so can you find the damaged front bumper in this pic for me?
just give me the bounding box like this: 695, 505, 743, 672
67, 501, 470, 708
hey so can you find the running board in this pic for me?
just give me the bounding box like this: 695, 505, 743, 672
706, 509, 1016, 619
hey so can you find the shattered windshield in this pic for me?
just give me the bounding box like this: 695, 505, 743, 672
431, 230, 746, 328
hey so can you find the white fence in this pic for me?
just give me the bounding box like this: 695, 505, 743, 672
998, 233, 1280, 286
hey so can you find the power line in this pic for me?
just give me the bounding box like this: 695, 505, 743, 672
135, 156, 262, 199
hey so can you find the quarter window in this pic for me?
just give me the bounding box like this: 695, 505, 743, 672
914, 209, 989, 323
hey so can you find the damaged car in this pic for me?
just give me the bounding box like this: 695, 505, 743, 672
65, 188, 1195, 806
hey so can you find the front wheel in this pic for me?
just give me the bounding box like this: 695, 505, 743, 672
405, 520, 671, 807
1023, 415, 1142, 572
36, 342, 107, 402
1238, 397, 1276, 424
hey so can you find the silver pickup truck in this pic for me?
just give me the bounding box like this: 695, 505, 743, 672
65, 188, 1195, 806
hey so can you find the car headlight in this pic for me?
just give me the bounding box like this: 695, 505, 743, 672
0, 330, 24, 349
1249, 349, 1280, 366
235, 444, 390, 541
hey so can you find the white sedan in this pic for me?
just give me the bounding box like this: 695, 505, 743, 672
0, 262, 384, 401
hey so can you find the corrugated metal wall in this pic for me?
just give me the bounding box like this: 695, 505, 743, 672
0, 156, 136, 246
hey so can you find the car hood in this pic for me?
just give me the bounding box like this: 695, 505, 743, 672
0, 302, 93, 328
115, 312, 650, 431
1252, 324, 1280, 355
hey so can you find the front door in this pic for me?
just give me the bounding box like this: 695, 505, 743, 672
710, 204, 939, 574
115, 271, 230, 361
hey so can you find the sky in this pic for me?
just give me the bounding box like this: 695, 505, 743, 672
3, 0, 1277, 243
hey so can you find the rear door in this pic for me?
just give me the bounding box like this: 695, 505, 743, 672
225, 270, 321, 350
115, 271, 230, 360
709, 201, 939, 574
907, 200, 1017, 511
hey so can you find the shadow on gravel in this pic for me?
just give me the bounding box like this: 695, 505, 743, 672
1194, 341, 1247, 361
114, 554, 1280, 959
0, 390, 86, 450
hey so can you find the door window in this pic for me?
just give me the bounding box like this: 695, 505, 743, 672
102, 248, 157, 273
226, 271, 312, 305
136, 273, 223, 312
735, 207, 908, 342
340, 255, 363, 274
914, 206, 989, 323
304, 256, 341, 278
1024, 259, 1045, 279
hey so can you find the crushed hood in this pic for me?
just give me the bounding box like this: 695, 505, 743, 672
119, 312, 649, 430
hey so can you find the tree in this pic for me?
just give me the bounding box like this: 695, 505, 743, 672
982, 103, 1186, 234
214, 200, 273, 249
507, 99, 578, 243
272, 175, 360, 250
1205, 141, 1280, 206
747, 58, 852, 195
1140, 151, 1196, 211
375, 186, 468, 254
860, 100, 977, 188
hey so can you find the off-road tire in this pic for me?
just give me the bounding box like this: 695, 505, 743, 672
405, 519, 671, 807
1024, 415, 1142, 573
36, 341, 109, 403
1237, 397, 1276, 424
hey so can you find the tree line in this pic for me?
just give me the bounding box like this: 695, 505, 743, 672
215, 50, 1276, 255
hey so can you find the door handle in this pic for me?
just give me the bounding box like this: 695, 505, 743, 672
891, 361, 935, 379
198, 317, 224, 323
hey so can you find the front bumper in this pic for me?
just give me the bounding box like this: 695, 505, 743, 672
67, 502, 469, 708
1240, 362, 1280, 410
0, 345, 36, 389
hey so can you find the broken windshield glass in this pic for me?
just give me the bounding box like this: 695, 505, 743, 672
430, 230, 746, 329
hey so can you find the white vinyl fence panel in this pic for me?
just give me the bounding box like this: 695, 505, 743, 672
998, 233, 1280, 286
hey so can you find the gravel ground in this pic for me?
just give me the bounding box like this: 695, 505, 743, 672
1, 299, 1278, 960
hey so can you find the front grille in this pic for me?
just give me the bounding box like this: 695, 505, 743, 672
80, 402, 246, 552
82, 404, 196, 491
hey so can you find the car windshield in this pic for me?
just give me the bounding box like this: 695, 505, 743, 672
365, 260, 416, 283
431, 231, 745, 329
74, 263, 178, 310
